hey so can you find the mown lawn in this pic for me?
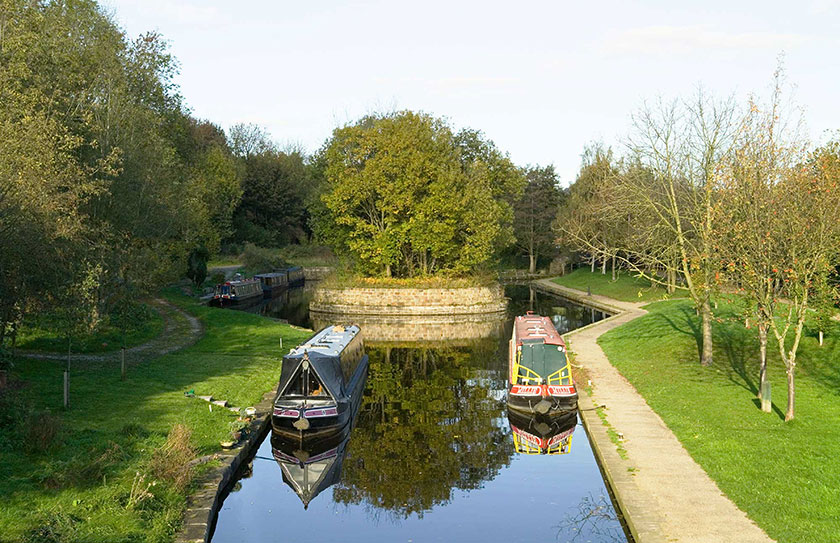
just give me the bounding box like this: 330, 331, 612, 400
16, 305, 166, 354
0, 292, 312, 543
551, 268, 672, 303
598, 298, 840, 543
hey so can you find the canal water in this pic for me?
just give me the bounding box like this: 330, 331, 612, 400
211, 285, 627, 543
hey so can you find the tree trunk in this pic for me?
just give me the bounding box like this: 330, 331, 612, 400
700, 299, 713, 366
385, 264, 391, 278
611, 254, 616, 281
758, 323, 770, 412
785, 367, 795, 421
528, 253, 536, 274
601, 255, 606, 275
590, 255, 595, 273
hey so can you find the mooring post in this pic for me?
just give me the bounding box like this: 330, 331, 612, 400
121, 347, 126, 381
587, 286, 591, 296
63, 370, 70, 409
761, 381, 771, 413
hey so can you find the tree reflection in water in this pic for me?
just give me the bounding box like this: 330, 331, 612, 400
333, 342, 513, 518
556, 492, 625, 543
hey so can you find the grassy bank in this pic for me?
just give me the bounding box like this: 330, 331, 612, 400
0, 291, 311, 543
16, 305, 166, 354
551, 268, 670, 303
598, 299, 840, 543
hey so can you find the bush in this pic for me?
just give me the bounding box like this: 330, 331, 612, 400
186, 245, 210, 287
25, 411, 62, 453
239, 243, 287, 272
149, 424, 196, 491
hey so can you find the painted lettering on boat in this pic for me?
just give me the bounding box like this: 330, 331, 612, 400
274, 408, 300, 418
303, 407, 338, 418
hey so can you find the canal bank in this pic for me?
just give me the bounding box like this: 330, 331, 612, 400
534, 279, 775, 543
205, 285, 628, 543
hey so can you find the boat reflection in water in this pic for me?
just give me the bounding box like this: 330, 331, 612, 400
270, 429, 352, 509
508, 409, 577, 455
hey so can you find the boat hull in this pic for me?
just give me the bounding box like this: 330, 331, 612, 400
271, 355, 368, 446
507, 384, 578, 416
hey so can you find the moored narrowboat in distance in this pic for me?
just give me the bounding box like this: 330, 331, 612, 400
507, 311, 578, 416
283, 266, 305, 287
210, 277, 263, 307
272, 324, 368, 445
508, 409, 577, 455
254, 272, 288, 298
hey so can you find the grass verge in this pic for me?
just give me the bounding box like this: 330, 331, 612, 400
597, 298, 840, 543
551, 269, 671, 303
0, 290, 312, 543
16, 304, 165, 354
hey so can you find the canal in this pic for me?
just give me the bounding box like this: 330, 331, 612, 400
210, 284, 628, 543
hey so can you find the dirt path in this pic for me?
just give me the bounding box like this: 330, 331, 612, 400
534, 279, 775, 543
19, 299, 203, 363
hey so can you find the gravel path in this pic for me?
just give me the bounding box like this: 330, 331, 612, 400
19, 299, 203, 363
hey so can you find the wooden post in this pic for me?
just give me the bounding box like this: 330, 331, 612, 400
121, 347, 126, 381
63, 370, 70, 409
760, 381, 771, 413
819, 330, 824, 346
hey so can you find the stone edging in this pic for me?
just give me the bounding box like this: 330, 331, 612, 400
310, 284, 508, 316
175, 389, 276, 543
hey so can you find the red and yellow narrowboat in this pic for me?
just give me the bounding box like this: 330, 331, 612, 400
507, 311, 577, 416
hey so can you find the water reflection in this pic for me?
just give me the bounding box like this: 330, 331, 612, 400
557, 493, 627, 543
508, 410, 577, 455
334, 344, 513, 518
236, 286, 314, 329
505, 284, 610, 334
270, 430, 351, 510
210, 287, 626, 543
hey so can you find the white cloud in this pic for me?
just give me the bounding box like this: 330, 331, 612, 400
602, 25, 809, 57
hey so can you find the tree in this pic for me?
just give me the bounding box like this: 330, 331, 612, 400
720, 70, 840, 420
228, 123, 274, 159
513, 165, 564, 273
316, 111, 524, 277
232, 149, 311, 246
558, 144, 622, 277
562, 93, 737, 366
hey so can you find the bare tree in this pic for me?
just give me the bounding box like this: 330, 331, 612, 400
561, 92, 737, 366
720, 67, 840, 420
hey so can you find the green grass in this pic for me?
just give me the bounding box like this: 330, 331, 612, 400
16, 305, 166, 354
597, 298, 840, 543
0, 291, 312, 543
551, 268, 672, 303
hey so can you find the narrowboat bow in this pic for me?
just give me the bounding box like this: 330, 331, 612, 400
272, 324, 368, 444
507, 311, 578, 416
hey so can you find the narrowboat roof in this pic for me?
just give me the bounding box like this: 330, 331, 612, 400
225, 278, 260, 286
254, 272, 286, 279
514, 313, 565, 347
288, 324, 360, 357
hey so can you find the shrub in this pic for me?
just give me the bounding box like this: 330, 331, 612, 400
149, 424, 196, 491
239, 243, 287, 272
25, 411, 62, 453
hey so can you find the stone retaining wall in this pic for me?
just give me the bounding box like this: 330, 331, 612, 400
310, 284, 507, 316
175, 390, 276, 543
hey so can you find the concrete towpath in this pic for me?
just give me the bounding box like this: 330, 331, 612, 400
19, 298, 203, 363
533, 279, 775, 543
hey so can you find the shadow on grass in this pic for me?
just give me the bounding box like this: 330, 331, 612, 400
652, 304, 761, 397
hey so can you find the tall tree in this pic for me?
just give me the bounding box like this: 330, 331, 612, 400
316, 111, 524, 277
514, 165, 563, 273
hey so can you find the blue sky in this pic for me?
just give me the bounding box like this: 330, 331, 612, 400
103, 0, 840, 185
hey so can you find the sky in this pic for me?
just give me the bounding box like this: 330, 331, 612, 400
103, 0, 840, 185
